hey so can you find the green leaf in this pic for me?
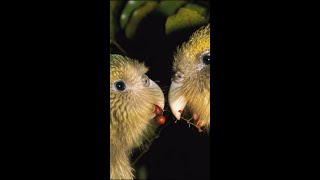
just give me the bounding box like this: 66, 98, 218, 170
119, 0, 147, 29
110, 0, 125, 41
183, 3, 207, 17
157, 0, 188, 16
125, 1, 158, 39
165, 7, 208, 35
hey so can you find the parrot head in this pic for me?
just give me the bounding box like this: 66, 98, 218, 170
168, 24, 210, 132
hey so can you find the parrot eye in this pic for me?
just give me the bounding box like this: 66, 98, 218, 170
173, 71, 185, 83
114, 80, 126, 91
142, 75, 150, 87
201, 53, 210, 65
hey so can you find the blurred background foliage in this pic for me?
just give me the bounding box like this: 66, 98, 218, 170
110, 0, 209, 46
110, 0, 210, 179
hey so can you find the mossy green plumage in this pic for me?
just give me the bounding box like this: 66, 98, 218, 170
110, 54, 165, 179
168, 24, 210, 133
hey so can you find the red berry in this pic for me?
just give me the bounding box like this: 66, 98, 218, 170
155, 105, 163, 116
157, 115, 166, 125
196, 120, 203, 127
192, 112, 199, 120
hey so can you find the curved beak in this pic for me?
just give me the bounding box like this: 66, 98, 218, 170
150, 80, 165, 110
168, 81, 187, 120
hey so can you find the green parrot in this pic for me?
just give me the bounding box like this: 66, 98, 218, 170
168, 24, 210, 132
110, 54, 165, 179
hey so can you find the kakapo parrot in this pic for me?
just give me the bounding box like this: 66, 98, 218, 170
168, 24, 210, 132
110, 54, 165, 179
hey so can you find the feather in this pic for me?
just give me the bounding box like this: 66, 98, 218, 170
110, 54, 165, 179
168, 24, 210, 133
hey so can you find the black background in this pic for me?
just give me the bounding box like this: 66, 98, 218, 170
2, 0, 319, 179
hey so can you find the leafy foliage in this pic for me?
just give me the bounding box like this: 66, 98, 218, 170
110, 0, 210, 54
165, 7, 207, 35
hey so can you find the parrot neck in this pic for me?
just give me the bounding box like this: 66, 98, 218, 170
110, 149, 134, 179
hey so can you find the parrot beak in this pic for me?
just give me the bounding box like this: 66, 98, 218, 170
168, 81, 187, 120
150, 80, 165, 110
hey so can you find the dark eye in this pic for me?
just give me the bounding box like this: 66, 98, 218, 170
114, 80, 126, 91
202, 54, 210, 65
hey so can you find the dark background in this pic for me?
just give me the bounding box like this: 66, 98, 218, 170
2, 0, 319, 180
110, 1, 211, 179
